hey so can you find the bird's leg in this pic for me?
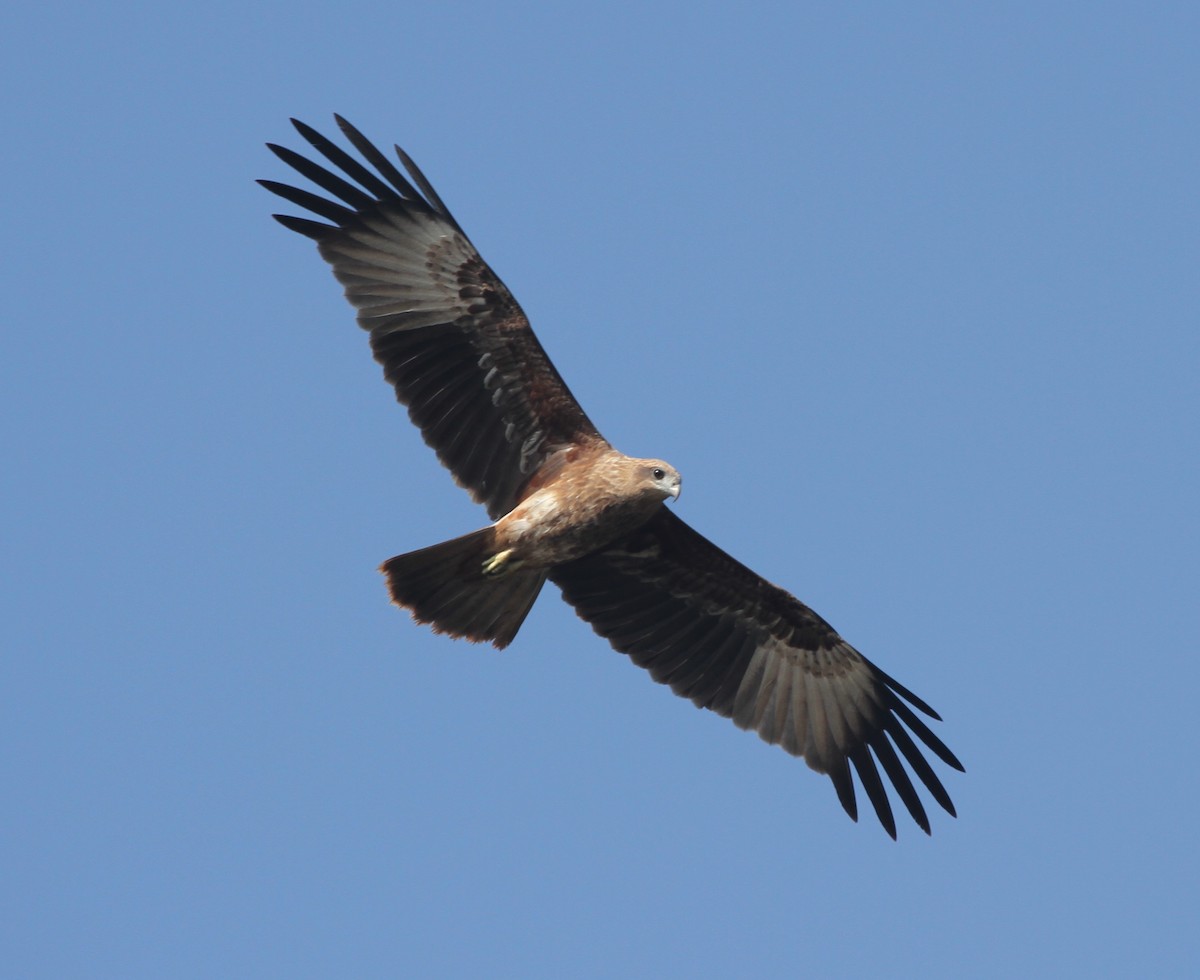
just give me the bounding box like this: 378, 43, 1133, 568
481, 548, 522, 577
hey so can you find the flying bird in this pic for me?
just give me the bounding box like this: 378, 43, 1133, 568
261, 117, 963, 837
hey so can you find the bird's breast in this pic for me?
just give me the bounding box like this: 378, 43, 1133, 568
495, 482, 657, 568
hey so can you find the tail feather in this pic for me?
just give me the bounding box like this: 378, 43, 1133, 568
380, 528, 544, 648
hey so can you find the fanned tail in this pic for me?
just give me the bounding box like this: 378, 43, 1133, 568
380, 528, 544, 648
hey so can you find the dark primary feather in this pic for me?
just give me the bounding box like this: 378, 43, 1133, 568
260, 117, 605, 518
551, 508, 964, 838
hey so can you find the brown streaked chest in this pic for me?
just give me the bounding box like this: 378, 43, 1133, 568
495, 452, 663, 566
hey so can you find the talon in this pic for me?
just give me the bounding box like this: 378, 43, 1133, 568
482, 548, 516, 576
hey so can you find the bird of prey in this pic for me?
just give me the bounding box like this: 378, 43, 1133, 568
261, 117, 963, 837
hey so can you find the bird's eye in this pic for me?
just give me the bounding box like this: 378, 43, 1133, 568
652, 467, 665, 481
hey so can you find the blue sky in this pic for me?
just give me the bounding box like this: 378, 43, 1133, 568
4, 2, 1197, 976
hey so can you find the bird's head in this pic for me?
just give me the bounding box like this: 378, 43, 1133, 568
639, 459, 682, 502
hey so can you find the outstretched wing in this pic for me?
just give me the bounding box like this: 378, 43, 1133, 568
550, 508, 964, 838
260, 117, 606, 519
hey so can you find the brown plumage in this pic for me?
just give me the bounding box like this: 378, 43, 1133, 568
261, 117, 963, 837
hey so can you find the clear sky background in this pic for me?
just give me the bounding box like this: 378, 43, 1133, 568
4, 2, 1197, 977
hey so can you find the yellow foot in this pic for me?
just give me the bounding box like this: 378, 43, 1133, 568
482, 549, 521, 577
